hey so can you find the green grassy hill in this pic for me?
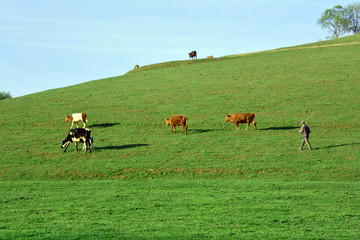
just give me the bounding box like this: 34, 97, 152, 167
1, 35, 359, 238
1, 35, 359, 180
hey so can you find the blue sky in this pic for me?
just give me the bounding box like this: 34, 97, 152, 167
0, 0, 354, 97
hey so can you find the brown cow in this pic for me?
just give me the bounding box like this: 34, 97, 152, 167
65, 113, 88, 128
207, 55, 213, 58
134, 65, 139, 69
188, 51, 197, 60
165, 115, 188, 135
225, 113, 257, 131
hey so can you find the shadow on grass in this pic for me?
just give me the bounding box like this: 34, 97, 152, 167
90, 123, 120, 128
260, 126, 298, 131
188, 129, 226, 134
317, 143, 360, 150
95, 144, 149, 150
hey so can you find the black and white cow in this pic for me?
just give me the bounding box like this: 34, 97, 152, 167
61, 128, 93, 153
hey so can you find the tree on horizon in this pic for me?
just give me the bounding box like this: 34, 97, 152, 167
318, 3, 360, 39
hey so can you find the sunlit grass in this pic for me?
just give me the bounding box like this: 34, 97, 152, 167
0, 35, 359, 238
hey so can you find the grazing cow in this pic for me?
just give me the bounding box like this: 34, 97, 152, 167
61, 128, 93, 153
225, 113, 257, 131
134, 65, 139, 69
188, 51, 197, 60
165, 115, 188, 135
207, 55, 213, 58
64, 113, 88, 128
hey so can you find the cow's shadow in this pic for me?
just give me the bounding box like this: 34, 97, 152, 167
95, 144, 149, 150
189, 129, 226, 134
90, 123, 120, 128
260, 126, 298, 131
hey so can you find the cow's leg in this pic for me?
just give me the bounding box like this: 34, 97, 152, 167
244, 120, 250, 131
63, 143, 70, 152
235, 122, 240, 130
83, 142, 87, 153
75, 122, 79, 128
173, 125, 176, 134
75, 142, 78, 152
88, 139, 93, 153
82, 115, 87, 128
86, 138, 92, 153
70, 122, 74, 128
252, 120, 257, 130
82, 140, 90, 152
182, 124, 187, 135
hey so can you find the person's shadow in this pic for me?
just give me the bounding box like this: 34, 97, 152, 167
315, 143, 360, 150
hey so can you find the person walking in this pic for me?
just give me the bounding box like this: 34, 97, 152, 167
299, 121, 312, 150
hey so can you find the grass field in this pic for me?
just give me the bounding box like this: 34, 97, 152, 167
1, 180, 360, 239
1, 34, 359, 239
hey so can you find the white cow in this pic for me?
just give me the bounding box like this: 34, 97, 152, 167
64, 113, 88, 128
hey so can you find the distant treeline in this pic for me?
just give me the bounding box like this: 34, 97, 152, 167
0, 91, 12, 100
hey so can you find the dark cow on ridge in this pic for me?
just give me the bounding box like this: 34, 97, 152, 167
188, 51, 197, 60
225, 113, 257, 131
165, 115, 188, 135
61, 128, 93, 153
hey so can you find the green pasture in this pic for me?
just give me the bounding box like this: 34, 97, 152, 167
0, 34, 359, 238
1, 180, 360, 239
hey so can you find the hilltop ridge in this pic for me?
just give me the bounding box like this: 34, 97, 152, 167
128, 34, 360, 74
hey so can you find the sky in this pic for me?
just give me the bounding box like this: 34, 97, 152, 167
0, 0, 355, 97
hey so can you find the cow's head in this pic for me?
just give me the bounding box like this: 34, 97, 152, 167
225, 115, 231, 122
165, 118, 170, 126
61, 139, 71, 149
64, 116, 72, 123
